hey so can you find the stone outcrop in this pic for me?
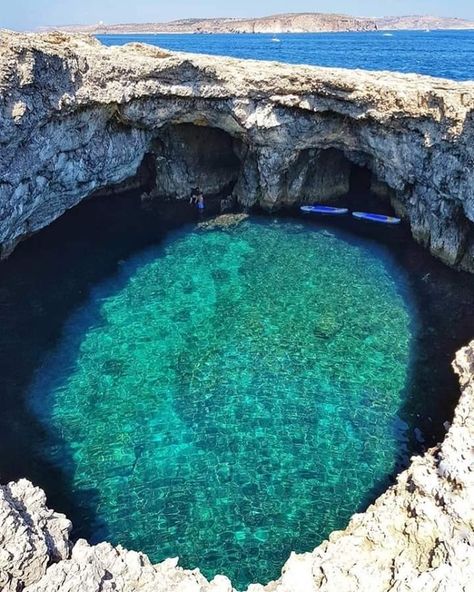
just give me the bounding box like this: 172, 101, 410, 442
0, 480, 71, 592
1, 342, 473, 592
0, 31, 474, 269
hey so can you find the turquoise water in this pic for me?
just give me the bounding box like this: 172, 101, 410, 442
28, 218, 415, 588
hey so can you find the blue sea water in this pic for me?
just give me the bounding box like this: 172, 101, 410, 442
98, 30, 474, 81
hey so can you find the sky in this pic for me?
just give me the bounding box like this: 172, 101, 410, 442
2, 1, 474, 31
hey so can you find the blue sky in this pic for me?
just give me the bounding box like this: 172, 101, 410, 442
2, 1, 474, 31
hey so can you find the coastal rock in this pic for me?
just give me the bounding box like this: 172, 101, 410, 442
0, 479, 71, 592
1, 342, 474, 591
0, 31, 474, 270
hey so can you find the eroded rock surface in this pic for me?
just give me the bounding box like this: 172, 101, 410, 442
1, 343, 473, 592
0, 479, 71, 592
0, 31, 474, 269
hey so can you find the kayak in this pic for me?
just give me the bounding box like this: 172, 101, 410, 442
300, 205, 349, 215
352, 211, 401, 225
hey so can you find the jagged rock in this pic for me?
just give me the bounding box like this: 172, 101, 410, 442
25, 541, 233, 592
0, 479, 71, 591
0, 31, 473, 270
1, 343, 473, 591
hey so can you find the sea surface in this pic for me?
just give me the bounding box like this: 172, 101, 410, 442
97, 30, 474, 81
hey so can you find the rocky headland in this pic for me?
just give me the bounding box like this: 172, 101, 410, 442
42, 13, 474, 35
1, 30, 474, 591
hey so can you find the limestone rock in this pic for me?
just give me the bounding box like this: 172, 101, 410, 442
0, 31, 473, 270
0, 479, 71, 591
25, 541, 233, 592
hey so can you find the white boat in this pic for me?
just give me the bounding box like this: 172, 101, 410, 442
352, 211, 401, 225
271, 37, 281, 43
300, 205, 349, 216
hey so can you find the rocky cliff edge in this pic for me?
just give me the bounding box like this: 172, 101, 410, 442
0, 31, 474, 269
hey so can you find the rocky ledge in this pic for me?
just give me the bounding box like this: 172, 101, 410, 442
1, 342, 473, 591
0, 31, 474, 269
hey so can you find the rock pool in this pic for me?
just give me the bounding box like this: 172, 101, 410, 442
27, 217, 415, 588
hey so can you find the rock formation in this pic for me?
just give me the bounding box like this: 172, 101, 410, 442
44, 13, 474, 35
1, 30, 474, 592
0, 31, 474, 269
0, 480, 71, 592
1, 341, 473, 591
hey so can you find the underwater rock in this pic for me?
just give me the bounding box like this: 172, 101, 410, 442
197, 213, 249, 230
312, 314, 344, 340
0, 31, 473, 270
1, 343, 474, 591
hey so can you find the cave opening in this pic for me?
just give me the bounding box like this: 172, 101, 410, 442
2, 121, 474, 591
290, 146, 396, 216
349, 162, 372, 195
151, 123, 243, 202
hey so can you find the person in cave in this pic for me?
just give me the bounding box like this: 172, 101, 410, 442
189, 186, 199, 204
197, 192, 205, 210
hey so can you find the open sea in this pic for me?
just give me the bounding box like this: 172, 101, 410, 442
98, 30, 474, 81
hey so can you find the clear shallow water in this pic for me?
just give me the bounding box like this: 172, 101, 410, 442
98, 30, 474, 81
28, 218, 415, 588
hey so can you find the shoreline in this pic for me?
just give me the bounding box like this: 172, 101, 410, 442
57, 27, 474, 35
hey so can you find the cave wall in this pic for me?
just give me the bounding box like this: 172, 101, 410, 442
152, 123, 241, 199
1, 32, 473, 271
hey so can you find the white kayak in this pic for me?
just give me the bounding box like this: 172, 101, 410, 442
352, 212, 401, 225
300, 205, 349, 216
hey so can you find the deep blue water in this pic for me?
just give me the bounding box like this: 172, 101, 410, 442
97, 30, 474, 81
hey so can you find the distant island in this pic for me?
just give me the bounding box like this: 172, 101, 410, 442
42, 12, 474, 34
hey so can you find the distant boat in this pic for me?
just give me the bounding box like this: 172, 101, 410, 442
271, 37, 281, 43
424, 29, 431, 33
383, 33, 394, 37
352, 212, 401, 225
300, 205, 349, 216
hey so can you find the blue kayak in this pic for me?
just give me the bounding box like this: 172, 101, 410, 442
300, 205, 349, 215
352, 211, 401, 225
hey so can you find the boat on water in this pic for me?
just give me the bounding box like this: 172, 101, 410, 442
271, 37, 281, 43
352, 211, 401, 225
300, 205, 349, 216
